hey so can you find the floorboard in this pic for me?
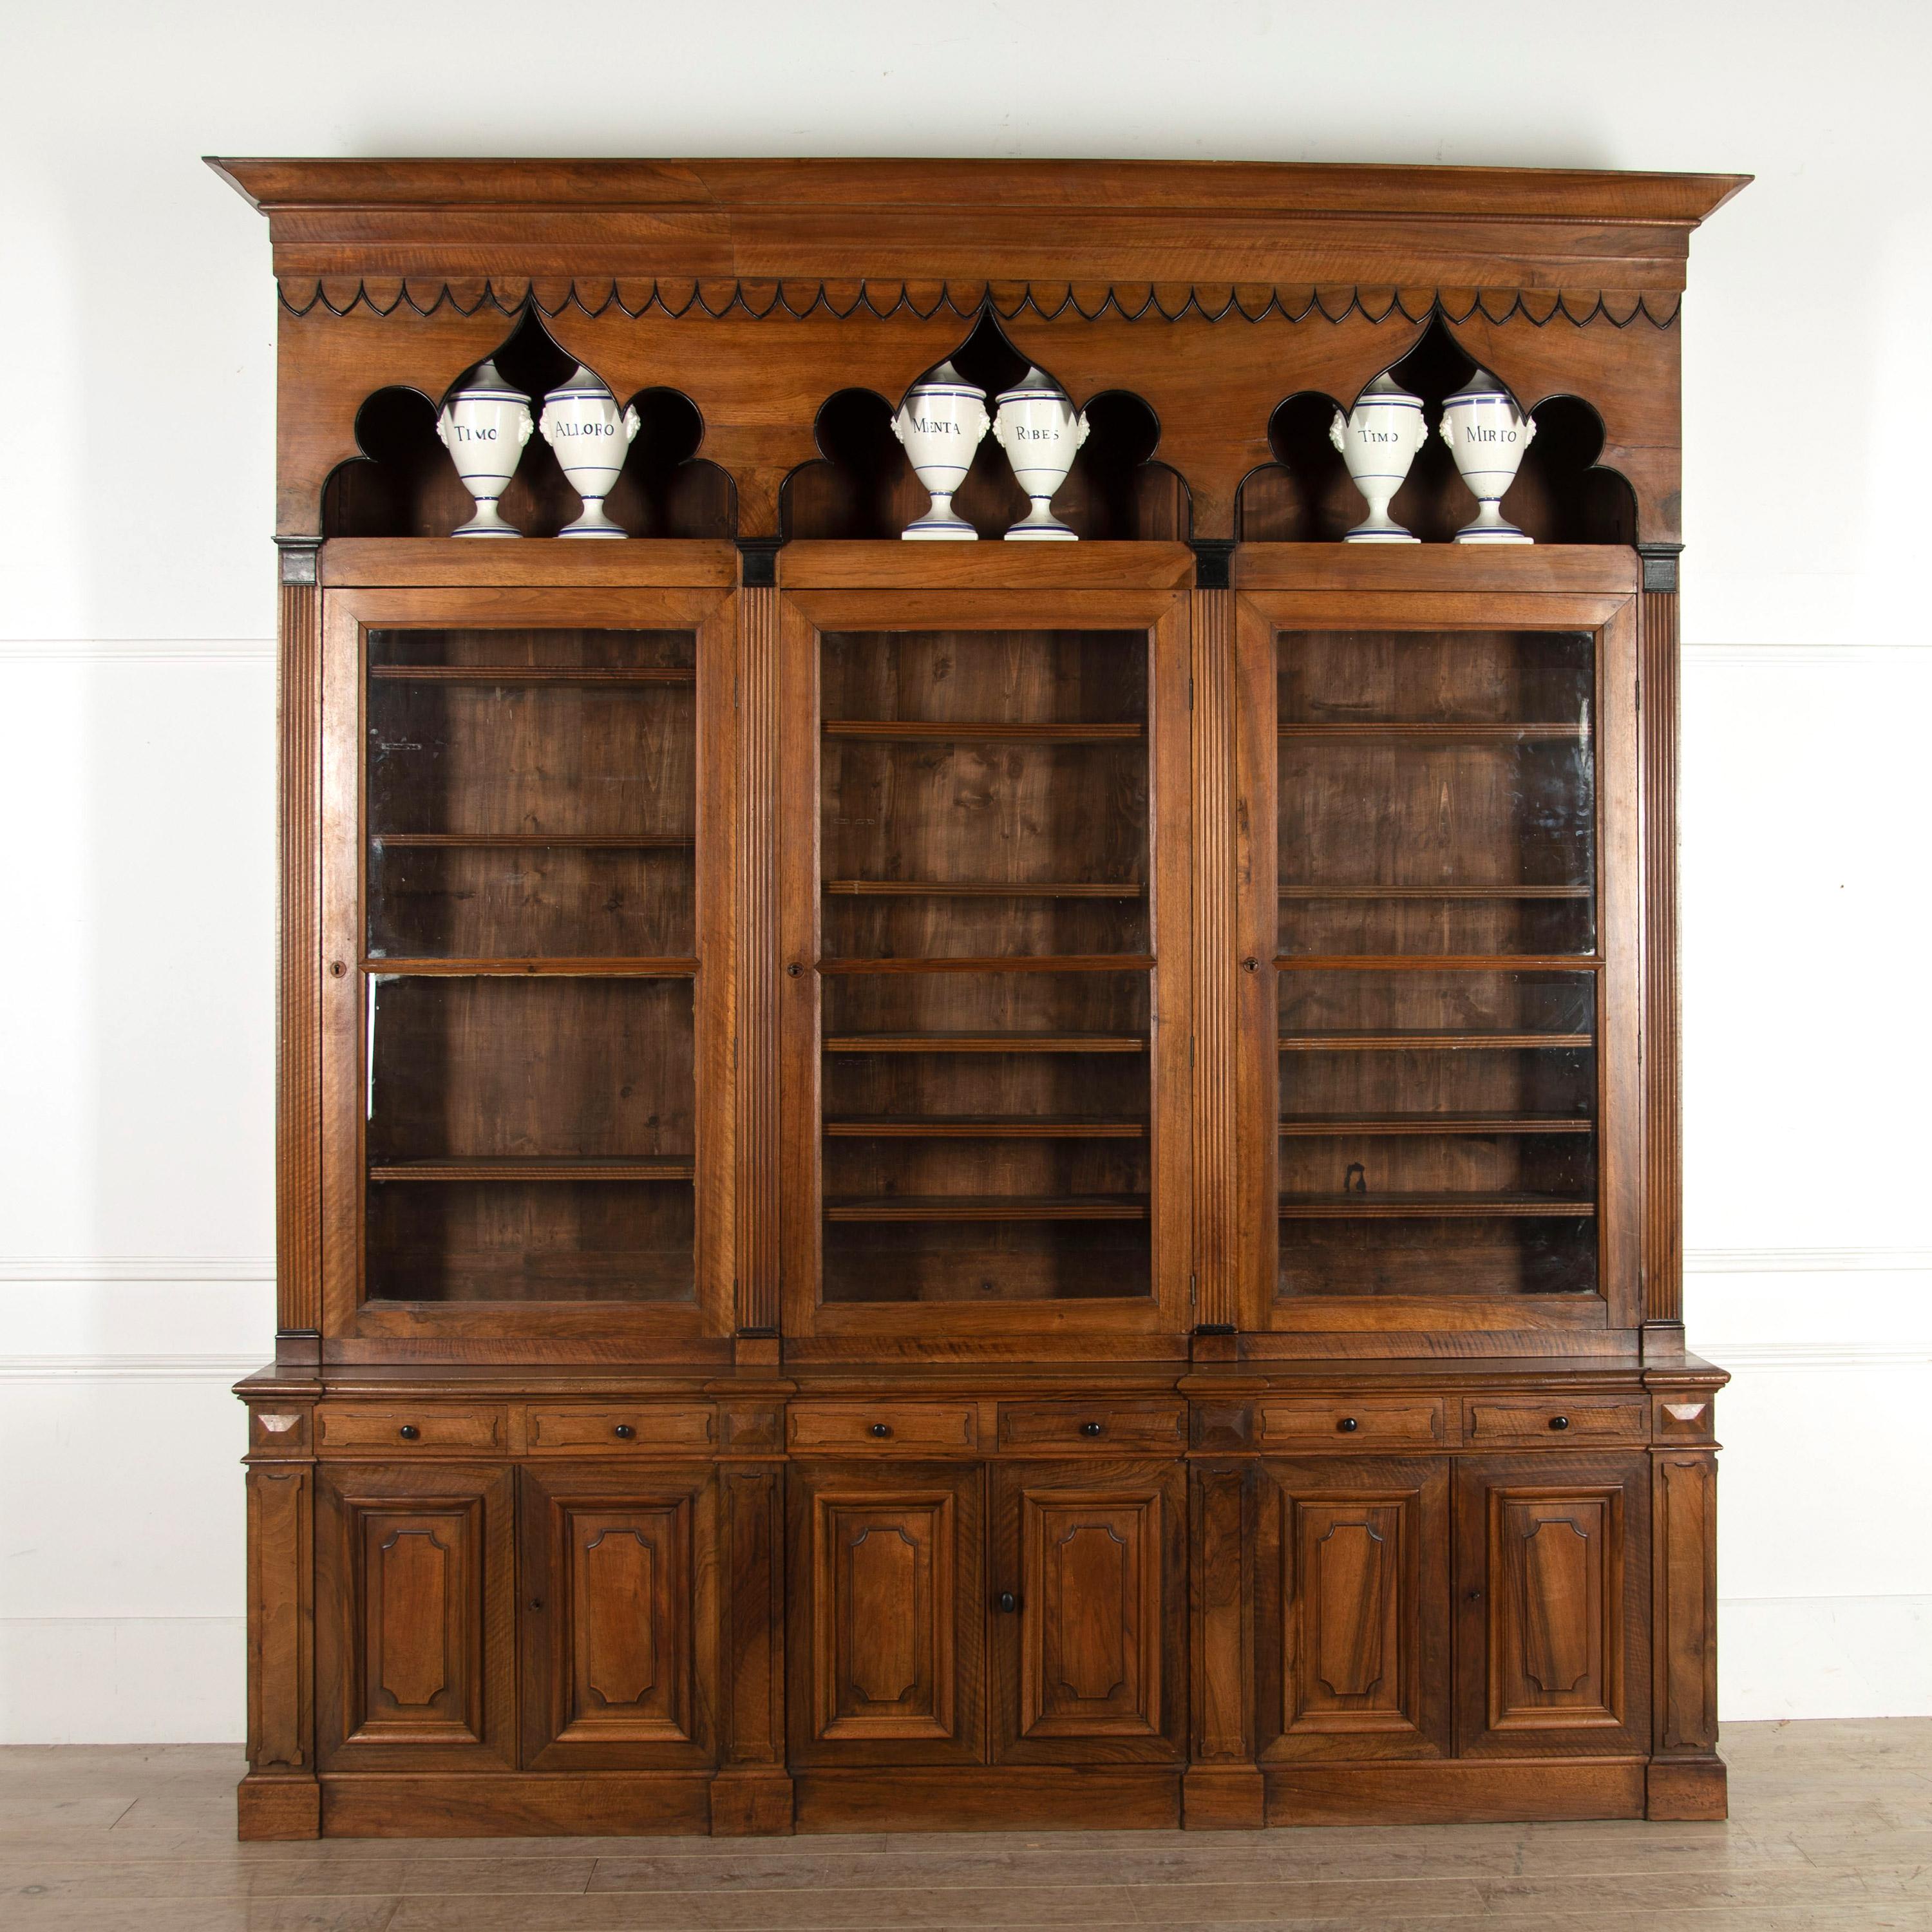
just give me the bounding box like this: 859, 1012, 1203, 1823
1, 1721, 1928, 1929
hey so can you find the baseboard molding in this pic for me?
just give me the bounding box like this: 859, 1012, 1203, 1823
0, 1355, 267, 1382
1688, 1245, 1932, 1273
0, 639, 273, 663
0, 1256, 274, 1283
1683, 642, 1932, 667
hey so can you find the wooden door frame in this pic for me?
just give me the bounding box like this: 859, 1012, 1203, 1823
776, 587, 1195, 1355
317, 584, 738, 1361
1231, 569, 1642, 1352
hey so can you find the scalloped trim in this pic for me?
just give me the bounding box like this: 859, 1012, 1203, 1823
277, 278, 1681, 330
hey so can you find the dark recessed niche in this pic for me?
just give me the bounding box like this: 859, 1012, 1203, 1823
1238, 313, 1634, 545
782, 308, 1188, 542
322, 306, 734, 539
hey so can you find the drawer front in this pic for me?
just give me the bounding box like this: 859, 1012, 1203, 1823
314, 1405, 506, 1454
1465, 1397, 1648, 1446
1258, 1396, 1446, 1451
524, 1405, 714, 1455
997, 1401, 1184, 1455
788, 1401, 978, 1455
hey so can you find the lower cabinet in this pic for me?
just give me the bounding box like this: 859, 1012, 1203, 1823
1454, 1454, 1651, 1757
314, 1463, 518, 1772
1255, 1456, 1451, 1762
517, 1463, 719, 1770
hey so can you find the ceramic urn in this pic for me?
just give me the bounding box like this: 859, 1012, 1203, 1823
1439, 368, 1537, 544
539, 364, 641, 538
435, 358, 534, 538
992, 365, 1089, 541
891, 359, 991, 540
1329, 370, 1427, 542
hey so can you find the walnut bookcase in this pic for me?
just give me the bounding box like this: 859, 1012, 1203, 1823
216, 156, 1742, 1841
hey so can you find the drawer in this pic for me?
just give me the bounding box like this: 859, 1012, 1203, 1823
525, 1405, 714, 1454
314, 1404, 506, 1454
788, 1401, 978, 1455
1258, 1396, 1446, 1451
1465, 1397, 1648, 1445
998, 1401, 1184, 1454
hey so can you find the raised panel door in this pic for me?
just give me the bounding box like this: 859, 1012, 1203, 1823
1256, 1457, 1450, 1761
518, 1464, 719, 1770
316, 1464, 515, 1771
1454, 1454, 1651, 1756
991, 1461, 1186, 1764
788, 1463, 984, 1765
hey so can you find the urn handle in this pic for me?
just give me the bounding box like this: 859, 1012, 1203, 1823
622, 402, 641, 443
1329, 408, 1349, 455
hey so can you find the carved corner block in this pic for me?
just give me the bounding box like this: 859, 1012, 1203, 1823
1647, 1756, 1727, 1821
237, 1773, 321, 1841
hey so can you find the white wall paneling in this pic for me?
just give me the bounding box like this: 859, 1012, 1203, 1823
1, 0, 1926, 1743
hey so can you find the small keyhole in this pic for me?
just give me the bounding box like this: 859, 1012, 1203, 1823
1242, 956, 1261, 974
1468, 1589, 1484, 1602
530, 1598, 544, 1612
786, 961, 804, 978
329, 960, 348, 978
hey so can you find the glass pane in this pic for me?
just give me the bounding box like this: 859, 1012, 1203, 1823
366, 628, 696, 958
1276, 969, 1597, 1299
818, 629, 1153, 1303
1277, 629, 1595, 958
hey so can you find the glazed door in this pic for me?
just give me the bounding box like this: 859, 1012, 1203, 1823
1255, 1456, 1451, 1762
989, 1461, 1187, 1764
777, 579, 1194, 1347
1454, 1453, 1651, 1756
1233, 567, 1640, 1342
315, 1463, 516, 1772
318, 582, 738, 1356
788, 1462, 985, 1765
518, 1464, 719, 1770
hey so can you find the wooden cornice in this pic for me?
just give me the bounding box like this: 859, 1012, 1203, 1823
209, 157, 1750, 311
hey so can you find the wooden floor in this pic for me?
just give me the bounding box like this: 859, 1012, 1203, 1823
3, 1723, 1929, 1930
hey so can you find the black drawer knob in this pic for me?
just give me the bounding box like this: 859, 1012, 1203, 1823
397, 1425, 419, 1441
1549, 1415, 1571, 1432
997, 1591, 1018, 1613
613, 1424, 635, 1440
1081, 1421, 1104, 1438
1337, 1416, 1359, 1432
870, 1422, 891, 1438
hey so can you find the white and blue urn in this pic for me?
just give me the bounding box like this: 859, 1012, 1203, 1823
1439, 367, 1537, 544
891, 359, 991, 540
1329, 370, 1427, 543
992, 364, 1089, 541
539, 363, 641, 538
435, 357, 534, 538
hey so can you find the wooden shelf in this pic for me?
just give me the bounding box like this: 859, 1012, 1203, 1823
825, 1117, 1147, 1139
1279, 1193, 1596, 1218
1280, 1031, 1593, 1052
826, 881, 1144, 898
824, 720, 1143, 741
825, 1195, 1150, 1222
824, 1032, 1146, 1054
364, 957, 699, 976
1279, 1114, 1593, 1135
369, 666, 694, 685
820, 956, 1155, 974
368, 1158, 694, 1182
372, 833, 696, 849
1280, 886, 1591, 900
1276, 956, 1604, 971
1280, 722, 1586, 739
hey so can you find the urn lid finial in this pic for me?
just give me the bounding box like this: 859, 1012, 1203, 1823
1443, 366, 1516, 407
450, 356, 526, 404
995, 363, 1073, 407
545, 361, 616, 403
1357, 370, 1424, 406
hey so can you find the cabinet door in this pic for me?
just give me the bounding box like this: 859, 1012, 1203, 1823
316, 1464, 515, 1771
990, 1461, 1186, 1763
788, 1463, 983, 1765
1454, 1454, 1650, 1756
518, 1464, 718, 1770
1256, 1457, 1450, 1761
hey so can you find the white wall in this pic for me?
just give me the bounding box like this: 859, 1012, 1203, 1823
1, 0, 1926, 1741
